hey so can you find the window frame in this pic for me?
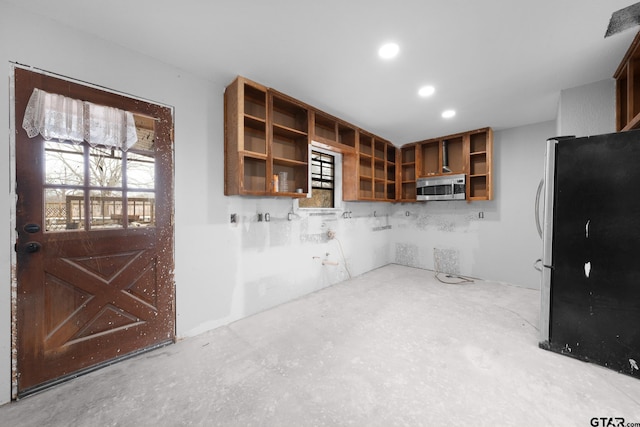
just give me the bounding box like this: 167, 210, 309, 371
295, 142, 343, 211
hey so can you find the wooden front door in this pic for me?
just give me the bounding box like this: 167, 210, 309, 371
14, 68, 175, 396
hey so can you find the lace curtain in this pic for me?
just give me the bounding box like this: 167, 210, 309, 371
22, 88, 138, 151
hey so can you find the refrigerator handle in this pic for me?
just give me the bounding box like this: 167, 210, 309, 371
540, 138, 558, 345
535, 179, 544, 239
542, 139, 557, 267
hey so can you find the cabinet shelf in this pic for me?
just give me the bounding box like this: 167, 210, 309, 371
272, 134, 307, 162
245, 114, 266, 126
271, 95, 307, 133
273, 157, 307, 167
314, 113, 336, 140
273, 123, 308, 138
374, 141, 386, 160
241, 151, 268, 160
359, 133, 373, 156
468, 175, 488, 199
242, 157, 267, 193
401, 165, 416, 181
275, 191, 308, 199
470, 147, 488, 175
312, 112, 357, 148
243, 129, 266, 154
338, 124, 357, 148
244, 85, 266, 120
469, 133, 487, 153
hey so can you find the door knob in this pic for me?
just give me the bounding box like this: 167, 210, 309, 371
25, 242, 41, 253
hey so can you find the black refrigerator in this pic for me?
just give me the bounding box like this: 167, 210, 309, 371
540, 130, 640, 378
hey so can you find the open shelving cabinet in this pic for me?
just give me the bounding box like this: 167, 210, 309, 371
270, 92, 309, 196
399, 144, 417, 202
351, 132, 397, 201
224, 77, 309, 197
403, 127, 493, 202
419, 135, 465, 177
225, 75, 493, 203
311, 111, 357, 150
615, 30, 640, 131
224, 77, 268, 195
467, 129, 492, 200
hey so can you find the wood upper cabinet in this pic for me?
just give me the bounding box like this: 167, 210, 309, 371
401, 127, 493, 202
343, 132, 398, 201
224, 76, 308, 197
467, 128, 493, 201
399, 144, 418, 202
269, 90, 310, 195
615, 30, 640, 131
311, 110, 357, 150
225, 75, 492, 203
224, 77, 268, 195
225, 75, 397, 202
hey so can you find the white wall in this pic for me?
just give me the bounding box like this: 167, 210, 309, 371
0, 2, 390, 404
557, 79, 615, 137
177, 195, 393, 337
0, 1, 616, 407
389, 77, 617, 289
391, 120, 556, 289
0, 3, 11, 405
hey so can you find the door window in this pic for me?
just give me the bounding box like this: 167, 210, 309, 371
43, 120, 156, 232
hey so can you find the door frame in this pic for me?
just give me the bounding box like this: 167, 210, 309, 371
8, 63, 176, 399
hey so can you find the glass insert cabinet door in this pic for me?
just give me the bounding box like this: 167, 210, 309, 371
43, 125, 156, 232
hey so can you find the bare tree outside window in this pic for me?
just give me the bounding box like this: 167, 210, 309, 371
43, 136, 156, 231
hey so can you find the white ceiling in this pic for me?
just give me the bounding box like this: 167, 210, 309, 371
6, 0, 639, 144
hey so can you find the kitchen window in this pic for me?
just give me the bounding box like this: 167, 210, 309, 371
299, 146, 342, 209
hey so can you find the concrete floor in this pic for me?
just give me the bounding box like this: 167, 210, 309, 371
2, 264, 640, 426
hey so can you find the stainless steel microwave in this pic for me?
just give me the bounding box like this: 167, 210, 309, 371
416, 173, 466, 201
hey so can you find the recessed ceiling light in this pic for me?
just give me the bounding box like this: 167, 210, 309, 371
418, 86, 435, 97
378, 43, 399, 59
442, 109, 456, 119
